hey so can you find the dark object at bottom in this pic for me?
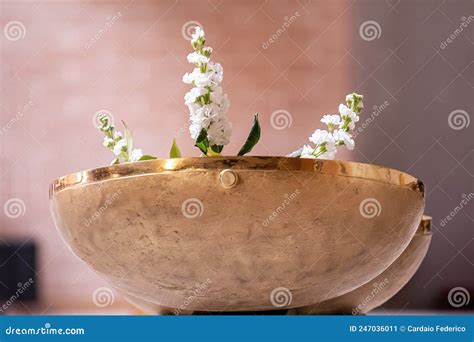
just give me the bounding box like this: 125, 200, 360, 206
0, 240, 37, 304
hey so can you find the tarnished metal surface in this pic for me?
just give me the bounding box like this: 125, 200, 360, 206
290, 216, 432, 315
50, 157, 425, 311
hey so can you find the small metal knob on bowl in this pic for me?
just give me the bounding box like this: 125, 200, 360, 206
219, 169, 238, 189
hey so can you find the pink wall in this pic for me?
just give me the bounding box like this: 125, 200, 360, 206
0, 0, 350, 310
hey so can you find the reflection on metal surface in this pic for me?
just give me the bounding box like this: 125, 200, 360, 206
290, 216, 432, 315
50, 157, 425, 312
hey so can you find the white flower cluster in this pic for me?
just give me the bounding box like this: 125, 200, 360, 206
183, 26, 232, 149
98, 113, 143, 164
290, 93, 364, 159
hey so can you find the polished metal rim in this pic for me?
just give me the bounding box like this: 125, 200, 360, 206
50, 156, 424, 197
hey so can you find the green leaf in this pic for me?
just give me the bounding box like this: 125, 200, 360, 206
237, 113, 261, 156
121, 120, 133, 154
169, 138, 182, 158
194, 128, 209, 155
211, 145, 223, 153
111, 158, 120, 165
138, 155, 157, 161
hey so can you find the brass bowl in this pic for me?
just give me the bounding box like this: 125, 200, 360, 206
50, 157, 425, 312
289, 215, 432, 315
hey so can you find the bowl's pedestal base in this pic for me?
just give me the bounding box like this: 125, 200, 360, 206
142, 305, 355, 315
193, 308, 356, 315
192, 309, 289, 315
123, 292, 358, 315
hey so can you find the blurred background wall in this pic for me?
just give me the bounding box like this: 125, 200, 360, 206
0, 0, 472, 313
350, 0, 473, 311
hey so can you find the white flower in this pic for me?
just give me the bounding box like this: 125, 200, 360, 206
130, 148, 143, 161
321, 114, 341, 129
333, 129, 355, 150
210, 88, 229, 113
309, 129, 337, 159
309, 129, 333, 145
190, 106, 215, 123
202, 47, 213, 56
346, 93, 364, 112
184, 87, 207, 105
346, 94, 355, 106
195, 72, 214, 88
189, 122, 203, 140
289, 92, 364, 160
182, 71, 195, 84
339, 104, 359, 122
113, 131, 123, 140
186, 102, 201, 114
318, 141, 337, 159
183, 68, 214, 87
183, 26, 232, 150
338, 104, 359, 130
300, 145, 316, 158
209, 62, 224, 84
346, 121, 356, 130
187, 52, 209, 64
207, 116, 232, 146
113, 139, 127, 156
287, 147, 303, 157
319, 149, 337, 160
209, 85, 223, 103
103, 137, 114, 148
191, 26, 205, 42
189, 117, 211, 136
97, 118, 152, 164
208, 98, 229, 116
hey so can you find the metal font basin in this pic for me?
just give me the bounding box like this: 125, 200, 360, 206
49, 157, 425, 311
290, 216, 432, 315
